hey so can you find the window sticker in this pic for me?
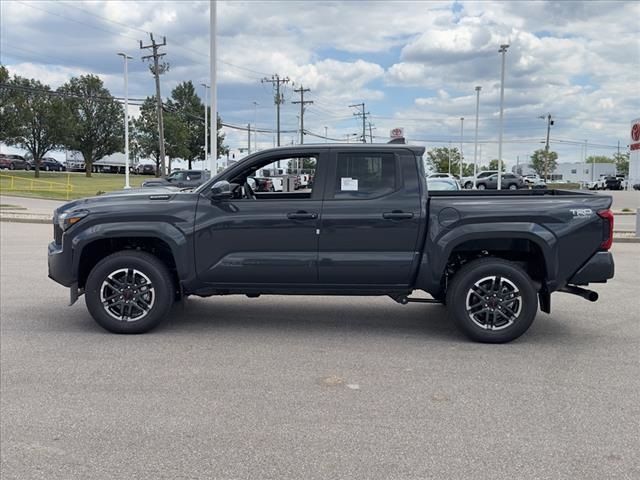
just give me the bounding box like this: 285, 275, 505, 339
340, 177, 358, 191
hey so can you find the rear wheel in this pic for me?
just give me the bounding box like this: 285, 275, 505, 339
508, 183, 518, 190
464, 182, 473, 189
85, 251, 174, 334
446, 258, 538, 343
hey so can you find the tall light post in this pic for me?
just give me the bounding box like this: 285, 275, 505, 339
459, 117, 464, 180
253, 101, 259, 152
324, 126, 328, 143
497, 43, 509, 190
473, 86, 481, 189
448, 141, 452, 174
209, 0, 217, 174
117, 52, 133, 189
201, 83, 210, 169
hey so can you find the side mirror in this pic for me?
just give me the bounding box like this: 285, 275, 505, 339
211, 180, 232, 200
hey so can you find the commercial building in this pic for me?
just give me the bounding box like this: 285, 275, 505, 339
513, 162, 616, 182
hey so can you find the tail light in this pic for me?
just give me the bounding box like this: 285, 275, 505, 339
597, 209, 614, 250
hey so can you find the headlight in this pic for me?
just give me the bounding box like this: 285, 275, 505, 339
58, 209, 89, 231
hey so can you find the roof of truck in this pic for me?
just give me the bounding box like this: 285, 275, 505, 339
251, 143, 426, 155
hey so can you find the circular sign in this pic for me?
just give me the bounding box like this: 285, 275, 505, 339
632, 123, 640, 142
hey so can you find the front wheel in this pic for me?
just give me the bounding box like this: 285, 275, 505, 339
508, 183, 518, 190
477, 183, 486, 190
464, 182, 473, 189
85, 251, 174, 334
446, 258, 538, 343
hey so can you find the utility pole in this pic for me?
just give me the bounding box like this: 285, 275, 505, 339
292, 85, 313, 144
350, 103, 368, 143
247, 124, 251, 154
140, 33, 168, 176
368, 122, 375, 143
539, 113, 554, 182
324, 126, 328, 143
497, 43, 509, 190
261, 74, 290, 146
448, 141, 452, 174
210, 0, 217, 173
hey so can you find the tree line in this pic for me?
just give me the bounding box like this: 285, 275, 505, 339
0, 65, 227, 177
425, 145, 629, 179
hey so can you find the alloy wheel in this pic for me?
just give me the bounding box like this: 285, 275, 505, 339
465, 276, 522, 330
100, 268, 156, 322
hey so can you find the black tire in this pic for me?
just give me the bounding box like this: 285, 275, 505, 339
508, 183, 518, 190
85, 251, 174, 334
446, 258, 537, 343
477, 183, 486, 190
464, 182, 473, 189
9, 163, 15, 170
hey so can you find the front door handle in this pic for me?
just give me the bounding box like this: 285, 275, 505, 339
382, 211, 414, 220
287, 211, 318, 220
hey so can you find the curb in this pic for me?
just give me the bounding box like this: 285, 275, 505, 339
0, 216, 51, 224
614, 237, 640, 244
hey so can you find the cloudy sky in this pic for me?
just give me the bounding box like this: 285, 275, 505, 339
1, 0, 639, 167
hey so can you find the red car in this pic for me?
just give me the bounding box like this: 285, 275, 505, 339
0, 154, 29, 170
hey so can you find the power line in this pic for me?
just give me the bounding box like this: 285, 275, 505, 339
0, 82, 146, 104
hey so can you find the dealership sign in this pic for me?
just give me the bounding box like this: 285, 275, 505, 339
390, 128, 404, 139
632, 121, 640, 151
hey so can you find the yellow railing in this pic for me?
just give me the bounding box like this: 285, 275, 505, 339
0, 174, 73, 200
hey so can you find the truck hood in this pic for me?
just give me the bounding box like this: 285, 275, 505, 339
53, 186, 186, 217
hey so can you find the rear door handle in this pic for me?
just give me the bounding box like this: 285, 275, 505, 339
287, 211, 318, 220
382, 211, 414, 220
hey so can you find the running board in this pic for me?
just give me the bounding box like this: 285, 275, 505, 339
390, 295, 443, 305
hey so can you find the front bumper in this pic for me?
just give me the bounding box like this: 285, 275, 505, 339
48, 241, 75, 287
568, 251, 615, 285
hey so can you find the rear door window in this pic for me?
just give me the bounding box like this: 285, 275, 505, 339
333, 152, 397, 199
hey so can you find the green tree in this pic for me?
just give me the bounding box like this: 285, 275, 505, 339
1, 75, 67, 178
487, 159, 507, 172
131, 96, 189, 175
613, 152, 630, 176
530, 149, 558, 180
585, 155, 613, 164
0, 65, 12, 140
426, 146, 461, 174
58, 75, 124, 177
166, 81, 204, 169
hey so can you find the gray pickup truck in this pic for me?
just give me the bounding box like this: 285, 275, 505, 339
48, 144, 615, 342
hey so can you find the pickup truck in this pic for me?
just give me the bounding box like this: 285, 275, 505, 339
48, 144, 615, 343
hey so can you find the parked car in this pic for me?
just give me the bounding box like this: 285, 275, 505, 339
426, 177, 460, 190
135, 163, 156, 175
428, 172, 457, 180
523, 175, 547, 189
476, 173, 525, 190
142, 170, 210, 189
0, 154, 29, 170
248, 177, 275, 192
461, 170, 499, 189
27, 157, 65, 172
603, 176, 623, 190
49, 144, 615, 343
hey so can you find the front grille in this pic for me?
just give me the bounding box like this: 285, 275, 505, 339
54, 223, 63, 245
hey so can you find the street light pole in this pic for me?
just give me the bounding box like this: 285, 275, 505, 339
473, 86, 481, 189
324, 126, 328, 143
459, 117, 464, 180
117, 52, 133, 189
209, 0, 217, 174
201, 83, 209, 169
253, 101, 259, 152
497, 43, 509, 190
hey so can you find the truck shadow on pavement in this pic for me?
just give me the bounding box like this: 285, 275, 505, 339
50, 296, 573, 344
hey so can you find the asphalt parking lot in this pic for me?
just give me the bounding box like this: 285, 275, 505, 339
1, 222, 639, 479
